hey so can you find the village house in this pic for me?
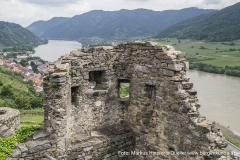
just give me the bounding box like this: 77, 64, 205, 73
37, 63, 48, 73
34, 86, 43, 92
3, 52, 11, 56
1, 56, 46, 92
11, 67, 21, 73
17, 54, 28, 59
14, 58, 22, 63
0, 59, 6, 66
4, 59, 14, 67
28, 60, 42, 65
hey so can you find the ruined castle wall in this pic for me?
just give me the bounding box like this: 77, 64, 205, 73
64, 46, 128, 134
10, 42, 228, 160
43, 62, 74, 157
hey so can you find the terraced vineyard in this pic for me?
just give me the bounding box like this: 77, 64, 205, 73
0, 66, 42, 108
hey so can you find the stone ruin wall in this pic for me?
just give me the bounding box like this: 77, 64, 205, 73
0, 107, 20, 138
9, 42, 229, 160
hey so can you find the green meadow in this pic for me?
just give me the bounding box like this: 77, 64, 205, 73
20, 108, 44, 127
157, 38, 240, 67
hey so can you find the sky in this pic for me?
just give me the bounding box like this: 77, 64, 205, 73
0, 0, 239, 27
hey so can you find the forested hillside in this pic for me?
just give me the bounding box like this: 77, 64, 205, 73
26, 8, 214, 40
155, 2, 240, 41
0, 21, 43, 46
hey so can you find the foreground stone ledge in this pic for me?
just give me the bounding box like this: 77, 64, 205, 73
0, 107, 20, 138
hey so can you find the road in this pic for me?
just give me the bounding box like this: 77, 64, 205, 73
227, 141, 240, 157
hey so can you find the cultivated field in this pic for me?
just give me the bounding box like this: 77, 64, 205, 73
158, 38, 240, 67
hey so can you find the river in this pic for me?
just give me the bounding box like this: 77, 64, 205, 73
34, 40, 240, 133
34, 40, 82, 62
187, 70, 240, 133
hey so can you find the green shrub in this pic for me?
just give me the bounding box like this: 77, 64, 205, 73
0, 84, 13, 98
14, 96, 30, 109
0, 126, 41, 160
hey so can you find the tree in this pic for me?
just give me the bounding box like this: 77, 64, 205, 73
30, 61, 35, 67
14, 96, 30, 109
26, 80, 34, 86
0, 84, 13, 97
30, 98, 42, 108
28, 86, 36, 95
32, 65, 39, 73
20, 59, 28, 67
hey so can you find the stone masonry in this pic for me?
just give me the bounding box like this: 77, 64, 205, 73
10, 42, 230, 160
0, 107, 20, 138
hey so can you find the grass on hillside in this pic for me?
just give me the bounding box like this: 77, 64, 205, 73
20, 108, 44, 127
20, 115, 44, 127
20, 110, 44, 127
156, 38, 240, 67
0, 66, 42, 108
0, 67, 29, 92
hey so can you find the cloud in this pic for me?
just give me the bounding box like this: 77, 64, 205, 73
203, 0, 222, 5
64, 2, 90, 16
0, 0, 90, 27
0, 0, 239, 27
19, 0, 82, 7
128, 0, 150, 1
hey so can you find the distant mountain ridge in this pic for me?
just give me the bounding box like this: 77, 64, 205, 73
26, 8, 215, 40
155, 2, 240, 41
0, 21, 43, 46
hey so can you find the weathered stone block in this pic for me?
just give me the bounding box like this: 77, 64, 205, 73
55, 63, 69, 72
50, 72, 67, 78
168, 64, 182, 71
175, 90, 187, 99
50, 77, 66, 83
11, 148, 21, 158
182, 82, 193, 89
162, 69, 174, 77
33, 130, 50, 140
17, 143, 28, 153
27, 140, 51, 154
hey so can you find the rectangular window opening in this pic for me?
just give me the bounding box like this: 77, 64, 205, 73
88, 71, 107, 90
144, 84, 156, 98
144, 84, 156, 108
71, 86, 79, 104
118, 79, 130, 98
